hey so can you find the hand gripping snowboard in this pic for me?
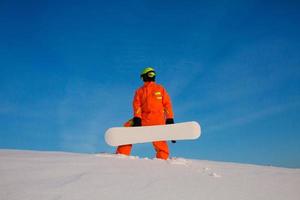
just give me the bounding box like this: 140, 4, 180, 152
105, 121, 201, 146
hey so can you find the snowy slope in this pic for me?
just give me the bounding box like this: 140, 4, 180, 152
0, 150, 300, 200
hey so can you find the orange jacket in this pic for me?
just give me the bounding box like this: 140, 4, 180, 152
133, 82, 174, 126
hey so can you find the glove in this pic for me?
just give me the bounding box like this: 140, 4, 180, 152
166, 119, 176, 143
133, 117, 142, 127
165, 118, 174, 124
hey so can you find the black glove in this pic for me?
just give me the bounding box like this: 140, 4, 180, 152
165, 118, 174, 124
166, 118, 176, 143
133, 117, 142, 127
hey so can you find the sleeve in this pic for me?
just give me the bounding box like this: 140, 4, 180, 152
123, 119, 133, 127
133, 89, 142, 118
162, 87, 174, 119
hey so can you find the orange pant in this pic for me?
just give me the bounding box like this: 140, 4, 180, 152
116, 141, 169, 160
116, 119, 170, 160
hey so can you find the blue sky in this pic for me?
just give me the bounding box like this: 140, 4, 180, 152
0, 0, 299, 168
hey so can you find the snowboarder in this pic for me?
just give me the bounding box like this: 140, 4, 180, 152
116, 67, 175, 160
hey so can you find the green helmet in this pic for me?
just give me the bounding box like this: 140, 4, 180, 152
140, 67, 156, 78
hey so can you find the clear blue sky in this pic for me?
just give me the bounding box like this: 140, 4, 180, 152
0, 0, 299, 168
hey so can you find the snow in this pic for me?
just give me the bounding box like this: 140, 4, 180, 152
1, 150, 300, 200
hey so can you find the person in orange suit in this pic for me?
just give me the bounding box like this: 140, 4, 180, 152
116, 67, 175, 160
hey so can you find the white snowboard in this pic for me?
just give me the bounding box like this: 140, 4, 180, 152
105, 121, 201, 146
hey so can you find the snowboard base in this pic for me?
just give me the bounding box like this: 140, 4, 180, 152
105, 121, 201, 146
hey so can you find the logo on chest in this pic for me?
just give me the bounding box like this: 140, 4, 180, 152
154, 91, 162, 100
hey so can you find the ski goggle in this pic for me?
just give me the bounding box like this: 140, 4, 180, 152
147, 71, 155, 77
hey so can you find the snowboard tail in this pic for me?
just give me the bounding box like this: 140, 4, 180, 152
105, 121, 201, 146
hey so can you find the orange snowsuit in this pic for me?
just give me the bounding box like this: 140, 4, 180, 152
116, 82, 174, 160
